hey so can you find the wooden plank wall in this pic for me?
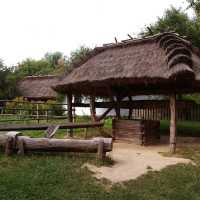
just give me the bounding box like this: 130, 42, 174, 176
131, 101, 200, 121
112, 119, 160, 145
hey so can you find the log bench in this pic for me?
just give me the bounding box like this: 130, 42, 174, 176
0, 132, 112, 160
112, 119, 160, 145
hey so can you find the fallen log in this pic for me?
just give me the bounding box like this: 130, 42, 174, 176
0, 134, 113, 159
16, 137, 112, 153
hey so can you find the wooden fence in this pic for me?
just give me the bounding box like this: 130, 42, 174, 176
130, 101, 200, 121
0, 100, 71, 124
0, 99, 199, 123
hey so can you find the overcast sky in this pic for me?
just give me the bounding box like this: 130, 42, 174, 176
0, 0, 192, 66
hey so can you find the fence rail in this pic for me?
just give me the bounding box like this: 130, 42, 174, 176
0, 100, 72, 124
0, 99, 200, 123
131, 101, 200, 121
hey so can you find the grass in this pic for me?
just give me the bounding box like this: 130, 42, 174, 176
18, 119, 200, 139
0, 146, 200, 200
1, 117, 200, 199
160, 120, 200, 137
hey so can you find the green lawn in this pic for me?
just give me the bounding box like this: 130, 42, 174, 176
160, 120, 200, 137
0, 118, 200, 199
0, 146, 200, 200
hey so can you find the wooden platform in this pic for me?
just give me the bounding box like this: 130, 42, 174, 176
112, 119, 160, 145
0, 122, 104, 131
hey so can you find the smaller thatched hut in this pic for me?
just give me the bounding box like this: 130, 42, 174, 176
18, 75, 58, 101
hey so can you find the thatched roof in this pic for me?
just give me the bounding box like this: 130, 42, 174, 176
53, 32, 200, 97
18, 75, 59, 101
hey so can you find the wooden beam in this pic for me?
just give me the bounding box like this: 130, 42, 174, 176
67, 93, 73, 137
97, 107, 113, 121
90, 96, 97, 122
169, 94, 177, 153
72, 100, 195, 109
0, 122, 104, 132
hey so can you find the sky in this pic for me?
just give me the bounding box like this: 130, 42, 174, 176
0, 0, 193, 66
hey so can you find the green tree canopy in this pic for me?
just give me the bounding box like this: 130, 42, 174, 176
44, 51, 64, 68
187, 0, 200, 17
14, 58, 54, 78
141, 6, 200, 48
0, 60, 18, 99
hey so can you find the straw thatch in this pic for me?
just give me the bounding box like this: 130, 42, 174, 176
53, 32, 200, 97
18, 75, 59, 101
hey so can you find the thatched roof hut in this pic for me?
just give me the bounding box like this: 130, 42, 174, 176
18, 75, 58, 101
54, 32, 200, 96
53, 32, 200, 153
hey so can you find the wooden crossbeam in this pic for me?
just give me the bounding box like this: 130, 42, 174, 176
97, 107, 113, 121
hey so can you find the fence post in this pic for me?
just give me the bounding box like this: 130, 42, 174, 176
46, 110, 48, 122
37, 103, 39, 124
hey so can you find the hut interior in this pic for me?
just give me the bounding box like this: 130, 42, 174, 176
53, 32, 200, 153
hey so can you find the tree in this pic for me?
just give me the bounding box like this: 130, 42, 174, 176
67, 46, 90, 70
0, 60, 18, 99
15, 58, 54, 78
187, 0, 200, 17
44, 51, 63, 68
141, 6, 200, 48
141, 5, 200, 103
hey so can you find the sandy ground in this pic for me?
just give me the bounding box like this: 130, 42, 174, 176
83, 142, 192, 183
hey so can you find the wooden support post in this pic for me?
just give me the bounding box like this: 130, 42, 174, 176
17, 139, 25, 156
36, 103, 39, 124
90, 95, 97, 122
73, 107, 76, 122
84, 128, 88, 139
46, 110, 48, 122
169, 94, 177, 154
5, 137, 13, 156
128, 96, 133, 120
116, 96, 121, 119
67, 93, 73, 137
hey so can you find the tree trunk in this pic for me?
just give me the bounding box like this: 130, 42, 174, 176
169, 94, 177, 154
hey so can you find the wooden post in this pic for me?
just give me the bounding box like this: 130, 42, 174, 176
115, 96, 121, 119
36, 103, 39, 124
5, 137, 13, 156
17, 139, 25, 156
73, 107, 76, 122
169, 94, 177, 154
67, 93, 73, 137
46, 110, 48, 122
128, 96, 133, 120
90, 95, 97, 122
84, 128, 88, 139
97, 139, 105, 160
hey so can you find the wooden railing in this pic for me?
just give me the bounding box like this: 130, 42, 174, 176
0, 100, 72, 124
0, 99, 199, 123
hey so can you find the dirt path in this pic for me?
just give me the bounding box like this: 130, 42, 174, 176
84, 142, 192, 183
